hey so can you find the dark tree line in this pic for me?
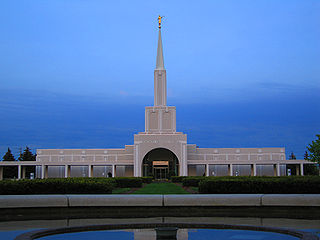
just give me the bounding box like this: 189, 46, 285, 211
305, 134, 320, 164
2, 147, 36, 179
290, 134, 320, 175
303, 134, 320, 175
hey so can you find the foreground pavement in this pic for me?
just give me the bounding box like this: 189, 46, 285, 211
0, 194, 319, 208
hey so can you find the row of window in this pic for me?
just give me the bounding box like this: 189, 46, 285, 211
188, 164, 287, 176
35, 165, 133, 178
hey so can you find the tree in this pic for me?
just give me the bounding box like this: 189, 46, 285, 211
19, 147, 36, 161
2, 148, 17, 178
289, 152, 296, 160
304, 164, 319, 175
2, 148, 15, 161
304, 151, 309, 160
19, 147, 36, 179
307, 134, 320, 164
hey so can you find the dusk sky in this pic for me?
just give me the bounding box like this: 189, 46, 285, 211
0, 0, 319, 159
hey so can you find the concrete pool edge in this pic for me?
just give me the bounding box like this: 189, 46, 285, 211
0, 194, 319, 208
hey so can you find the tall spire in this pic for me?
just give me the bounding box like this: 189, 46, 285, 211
156, 17, 165, 70
154, 16, 167, 106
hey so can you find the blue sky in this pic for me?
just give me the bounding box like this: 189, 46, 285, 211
0, 0, 319, 159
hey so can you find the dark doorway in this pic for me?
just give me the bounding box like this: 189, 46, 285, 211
142, 148, 179, 179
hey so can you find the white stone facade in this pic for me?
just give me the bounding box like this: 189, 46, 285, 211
0, 28, 311, 179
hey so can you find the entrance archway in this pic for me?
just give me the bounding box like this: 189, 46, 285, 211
142, 148, 179, 179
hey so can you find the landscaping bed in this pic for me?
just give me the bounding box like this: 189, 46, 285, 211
0, 177, 153, 195
0, 178, 115, 194
199, 176, 320, 194
132, 182, 189, 194
1, 176, 319, 195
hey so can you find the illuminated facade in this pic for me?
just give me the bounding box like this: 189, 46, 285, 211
0, 26, 310, 179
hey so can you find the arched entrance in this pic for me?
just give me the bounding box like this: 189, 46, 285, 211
142, 148, 179, 179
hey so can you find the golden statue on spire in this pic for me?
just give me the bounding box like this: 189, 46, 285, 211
158, 15, 164, 29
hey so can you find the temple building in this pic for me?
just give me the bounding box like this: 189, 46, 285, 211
0, 21, 311, 179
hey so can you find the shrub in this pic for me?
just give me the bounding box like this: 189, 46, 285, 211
199, 176, 320, 194
182, 176, 206, 187
0, 178, 115, 195
113, 177, 143, 188
304, 164, 319, 175
171, 176, 187, 183
141, 177, 153, 184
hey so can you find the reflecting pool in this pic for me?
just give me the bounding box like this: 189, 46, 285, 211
0, 207, 319, 240
38, 229, 299, 240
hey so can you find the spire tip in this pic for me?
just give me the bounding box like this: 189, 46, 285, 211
158, 15, 164, 29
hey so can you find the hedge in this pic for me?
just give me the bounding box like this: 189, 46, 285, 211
141, 177, 153, 184
199, 176, 320, 194
0, 178, 115, 195
113, 177, 143, 188
0, 177, 152, 194
171, 176, 187, 183
182, 176, 206, 187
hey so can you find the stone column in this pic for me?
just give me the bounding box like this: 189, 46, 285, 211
296, 165, 300, 176
300, 163, 304, 176
206, 164, 209, 176
42, 165, 48, 179
273, 164, 280, 176
179, 144, 188, 176
183, 144, 188, 176
0, 167, 3, 180
64, 165, 70, 178
112, 165, 116, 177
134, 145, 139, 177
41, 165, 45, 179
228, 164, 233, 176
22, 166, 26, 179
159, 109, 163, 132
88, 165, 93, 177
18, 165, 22, 179
179, 164, 182, 176
145, 109, 148, 132
173, 109, 176, 132
251, 164, 257, 176
45, 166, 48, 178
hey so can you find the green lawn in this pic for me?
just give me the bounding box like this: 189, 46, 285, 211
132, 182, 189, 194
191, 186, 199, 193
112, 188, 131, 194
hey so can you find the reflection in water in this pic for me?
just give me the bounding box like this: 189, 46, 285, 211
0, 216, 319, 240
136, 228, 298, 240
155, 228, 177, 240
1, 217, 319, 231
38, 228, 298, 240
41, 230, 133, 240
188, 229, 298, 240
135, 228, 186, 240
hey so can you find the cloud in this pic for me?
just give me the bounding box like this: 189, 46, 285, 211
0, 86, 319, 160
119, 90, 129, 96
257, 81, 319, 92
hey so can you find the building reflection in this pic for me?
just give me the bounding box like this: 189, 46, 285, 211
134, 228, 188, 240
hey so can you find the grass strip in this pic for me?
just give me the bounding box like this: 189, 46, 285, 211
112, 188, 131, 194
132, 182, 189, 194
